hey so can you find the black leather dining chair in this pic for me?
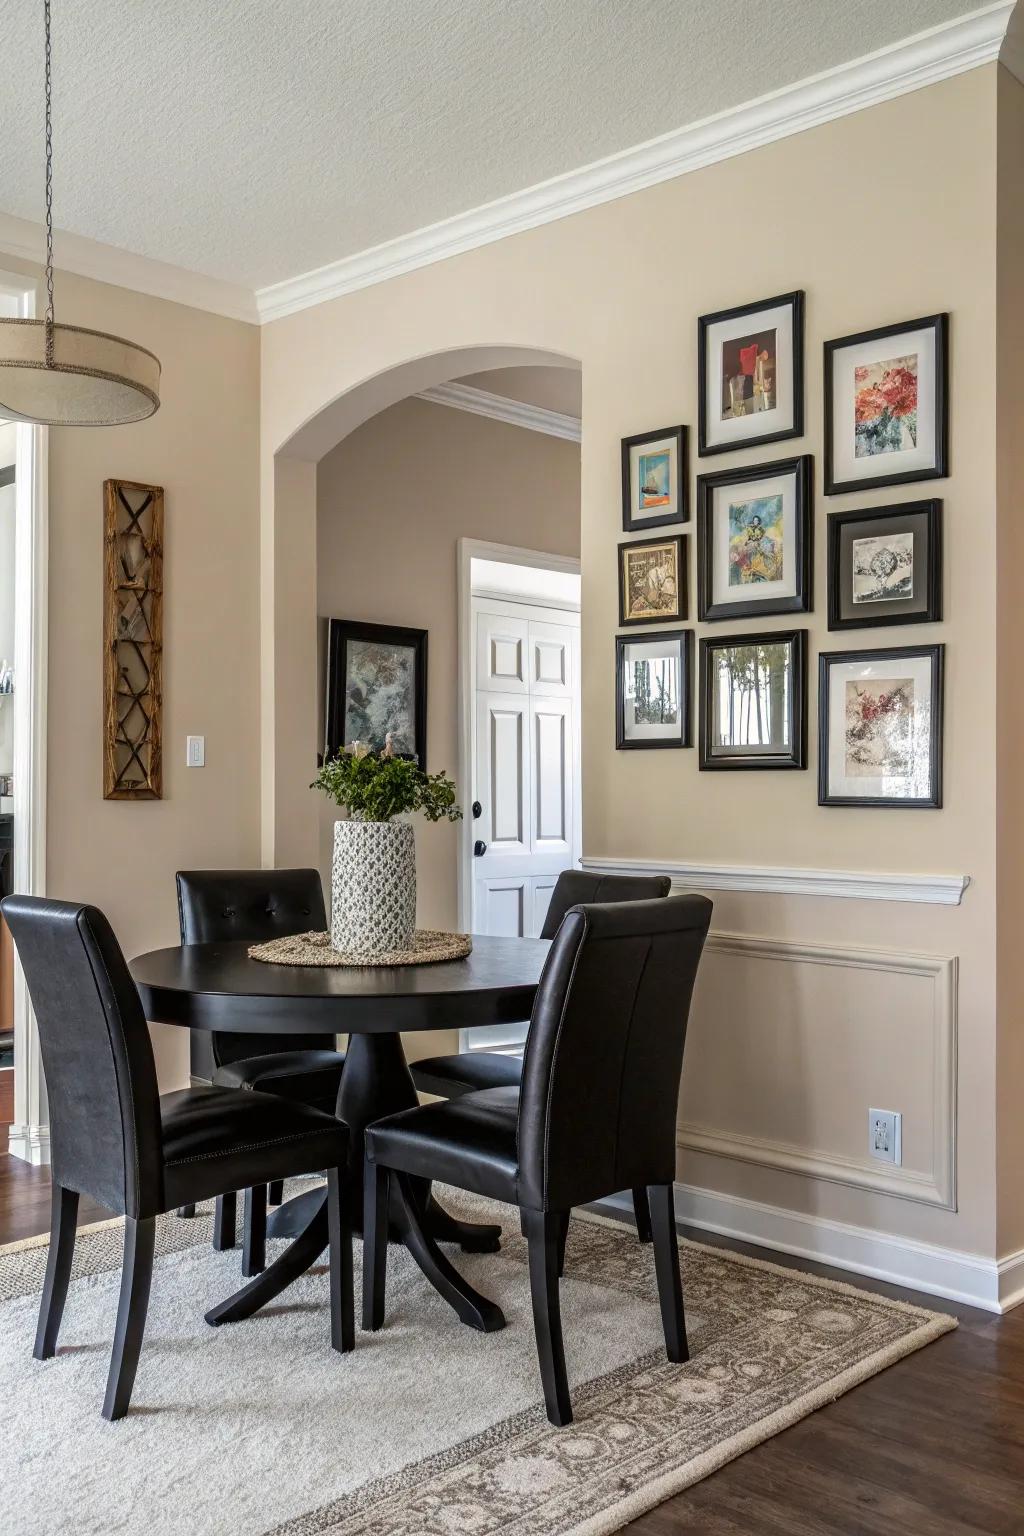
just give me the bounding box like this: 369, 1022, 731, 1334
176, 869, 347, 1275
1, 895, 353, 1421
410, 870, 672, 1242
364, 892, 712, 1427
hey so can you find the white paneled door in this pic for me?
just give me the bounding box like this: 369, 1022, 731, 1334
471, 597, 581, 942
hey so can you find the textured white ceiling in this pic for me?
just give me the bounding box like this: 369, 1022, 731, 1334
0, 1, 984, 290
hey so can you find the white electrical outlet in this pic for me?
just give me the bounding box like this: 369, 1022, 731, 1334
868, 1108, 902, 1165
186, 735, 205, 768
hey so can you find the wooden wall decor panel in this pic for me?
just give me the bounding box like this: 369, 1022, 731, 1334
103, 479, 164, 800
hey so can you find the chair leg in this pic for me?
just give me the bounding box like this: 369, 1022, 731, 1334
102, 1216, 156, 1421
632, 1185, 653, 1244
648, 1184, 688, 1364
268, 1180, 285, 1207
242, 1186, 267, 1278
326, 1167, 354, 1353
362, 1161, 390, 1331
212, 1192, 237, 1251
176, 1204, 197, 1219
555, 1211, 570, 1278
522, 1208, 572, 1427
34, 1184, 79, 1360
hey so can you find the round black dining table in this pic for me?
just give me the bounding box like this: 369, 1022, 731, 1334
130, 934, 549, 1327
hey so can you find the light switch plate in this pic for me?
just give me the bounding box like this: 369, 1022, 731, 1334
186, 735, 205, 768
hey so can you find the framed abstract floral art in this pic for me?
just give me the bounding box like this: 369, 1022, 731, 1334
698, 629, 807, 770
615, 629, 692, 750
818, 644, 944, 807
621, 425, 688, 531
827, 500, 942, 631
618, 535, 687, 626
698, 291, 804, 456
697, 455, 812, 622
824, 314, 948, 495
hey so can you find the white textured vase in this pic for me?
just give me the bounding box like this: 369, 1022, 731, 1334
330, 819, 416, 956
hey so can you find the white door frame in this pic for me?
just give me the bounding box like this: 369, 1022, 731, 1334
455, 538, 581, 935
0, 267, 50, 1163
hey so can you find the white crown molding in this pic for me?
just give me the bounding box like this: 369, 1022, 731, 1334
416, 381, 581, 442
581, 855, 969, 906
255, 3, 1013, 323
0, 212, 258, 325
598, 1186, 1023, 1313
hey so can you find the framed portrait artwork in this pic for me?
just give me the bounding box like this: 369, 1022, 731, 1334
615, 629, 692, 750
698, 291, 804, 456
698, 629, 807, 770
824, 314, 948, 494
827, 500, 942, 631
818, 644, 944, 808
618, 535, 687, 626
325, 618, 428, 769
697, 455, 812, 622
621, 425, 688, 531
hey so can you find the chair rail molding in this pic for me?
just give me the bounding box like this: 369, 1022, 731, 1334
581, 856, 969, 906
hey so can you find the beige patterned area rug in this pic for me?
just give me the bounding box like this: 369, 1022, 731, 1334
0, 1189, 953, 1536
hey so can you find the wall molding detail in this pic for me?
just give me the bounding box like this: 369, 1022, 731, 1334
6, 1122, 50, 1167
581, 855, 969, 906
682, 935, 957, 1211
599, 1187, 1023, 1314
254, 3, 1013, 321
417, 382, 581, 442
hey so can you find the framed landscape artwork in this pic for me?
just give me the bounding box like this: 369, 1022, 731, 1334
698, 629, 807, 770
824, 314, 948, 494
818, 645, 944, 807
325, 618, 428, 769
698, 291, 804, 456
615, 629, 692, 749
618, 535, 687, 626
827, 500, 942, 631
697, 455, 812, 622
621, 425, 688, 531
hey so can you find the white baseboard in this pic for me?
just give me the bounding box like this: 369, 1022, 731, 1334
599, 1184, 1023, 1314
7, 1122, 51, 1166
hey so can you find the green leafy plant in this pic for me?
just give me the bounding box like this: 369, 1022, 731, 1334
312, 739, 462, 824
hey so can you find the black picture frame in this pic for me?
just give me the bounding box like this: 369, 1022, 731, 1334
698, 628, 807, 770
697, 455, 813, 622
823, 313, 948, 496
827, 500, 942, 631
618, 535, 687, 627
615, 629, 692, 750
818, 644, 944, 808
621, 425, 688, 531
698, 290, 805, 457
325, 618, 428, 769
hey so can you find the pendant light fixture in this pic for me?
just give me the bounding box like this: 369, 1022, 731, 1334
0, 2, 160, 426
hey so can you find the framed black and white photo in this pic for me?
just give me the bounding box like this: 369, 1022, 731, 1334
818, 644, 943, 808
618, 535, 687, 626
698, 629, 806, 770
827, 500, 942, 631
824, 314, 948, 495
698, 290, 804, 456
697, 455, 812, 622
325, 618, 428, 769
615, 630, 692, 749
621, 425, 688, 531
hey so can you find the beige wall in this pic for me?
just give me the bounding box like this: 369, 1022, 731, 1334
316, 395, 580, 1057
261, 67, 1010, 1262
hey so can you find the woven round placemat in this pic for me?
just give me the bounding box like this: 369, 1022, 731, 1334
247, 929, 473, 967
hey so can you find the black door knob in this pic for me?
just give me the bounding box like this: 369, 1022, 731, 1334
474, 839, 488, 857
471, 800, 482, 819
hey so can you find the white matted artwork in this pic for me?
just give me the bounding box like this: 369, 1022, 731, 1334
697, 456, 812, 622
699, 292, 803, 455
819, 646, 943, 807
616, 630, 691, 749
621, 425, 687, 531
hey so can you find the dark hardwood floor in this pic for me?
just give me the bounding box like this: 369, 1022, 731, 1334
2, 1153, 1021, 1534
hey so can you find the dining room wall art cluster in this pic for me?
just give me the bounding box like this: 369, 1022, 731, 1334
615, 295, 948, 809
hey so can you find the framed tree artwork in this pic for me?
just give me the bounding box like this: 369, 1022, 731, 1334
618, 535, 687, 626
827, 500, 942, 631
621, 425, 688, 531
698, 629, 807, 770
824, 314, 948, 494
698, 291, 804, 456
697, 455, 812, 621
325, 619, 428, 769
818, 644, 944, 807
615, 629, 692, 749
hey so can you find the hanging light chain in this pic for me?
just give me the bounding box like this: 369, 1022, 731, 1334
43, 0, 55, 367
